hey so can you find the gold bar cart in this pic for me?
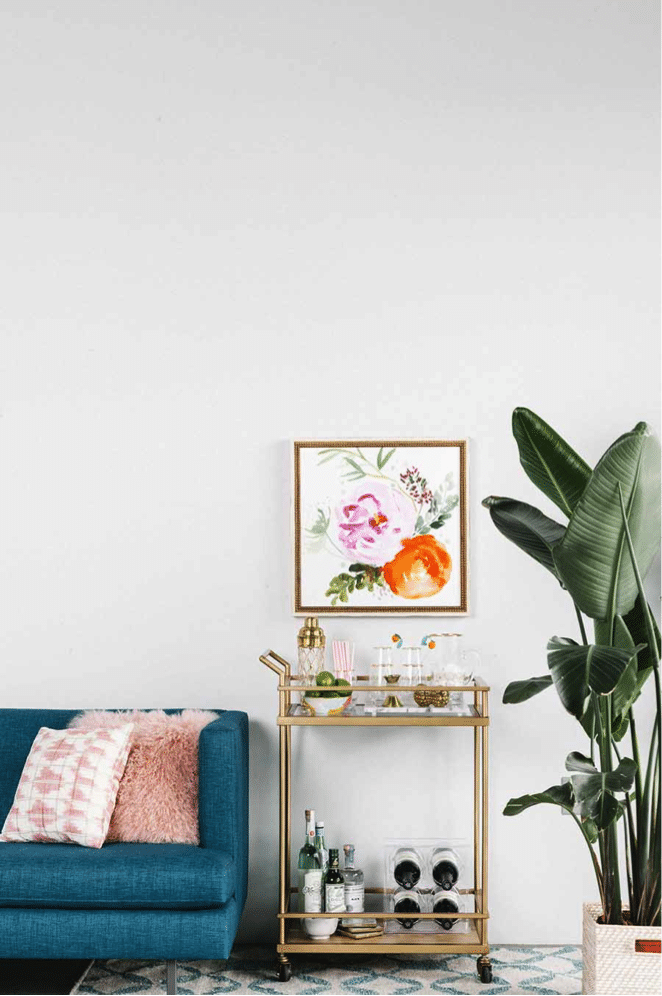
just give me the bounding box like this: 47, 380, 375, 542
259, 649, 492, 985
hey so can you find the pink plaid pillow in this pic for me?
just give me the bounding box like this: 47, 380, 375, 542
0, 725, 133, 848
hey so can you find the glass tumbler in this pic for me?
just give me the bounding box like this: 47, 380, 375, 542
369, 646, 391, 711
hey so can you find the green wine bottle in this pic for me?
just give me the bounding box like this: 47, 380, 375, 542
297, 810, 321, 912
324, 848, 346, 914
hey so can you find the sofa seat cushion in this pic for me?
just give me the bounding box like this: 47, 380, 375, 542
0, 842, 234, 909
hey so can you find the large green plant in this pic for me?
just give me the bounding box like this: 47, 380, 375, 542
484, 409, 661, 926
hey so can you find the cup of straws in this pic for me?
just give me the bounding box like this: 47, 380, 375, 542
332, 640, 354, 683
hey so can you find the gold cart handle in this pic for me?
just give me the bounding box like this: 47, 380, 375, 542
259, 649, 293, 677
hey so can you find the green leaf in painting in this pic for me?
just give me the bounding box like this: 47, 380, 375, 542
307, 507, 330, 536
343, 457, 366, 477
377, 447, 396, 470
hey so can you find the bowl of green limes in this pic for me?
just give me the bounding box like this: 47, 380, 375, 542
303, 672, 352, 716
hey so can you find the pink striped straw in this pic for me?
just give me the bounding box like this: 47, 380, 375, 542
331, 640, 355, 681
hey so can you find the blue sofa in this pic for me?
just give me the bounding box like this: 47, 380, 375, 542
0, 709, 248, 993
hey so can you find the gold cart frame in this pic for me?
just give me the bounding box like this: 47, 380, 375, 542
259, 650, 492, 984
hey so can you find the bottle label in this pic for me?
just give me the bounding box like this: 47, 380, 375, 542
303, 870, 323, 913
325, 884, 345, 913
344, 884, 364, 912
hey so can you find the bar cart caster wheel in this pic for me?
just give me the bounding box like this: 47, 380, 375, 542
477, 957, 492, 984
277, 961, 292, 982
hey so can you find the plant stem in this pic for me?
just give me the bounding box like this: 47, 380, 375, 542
600, 696, 623, 923
622, 803, 635, 915
574, 604, 589, 646
614, 735, 640, 916
630, 710, 642, 818
571, 813, 606, 912
618, 481, 662, 912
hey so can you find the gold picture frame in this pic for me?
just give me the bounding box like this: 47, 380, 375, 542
293, 439, 468, 615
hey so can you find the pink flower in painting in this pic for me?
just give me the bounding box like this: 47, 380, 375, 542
335, 482, 417, 566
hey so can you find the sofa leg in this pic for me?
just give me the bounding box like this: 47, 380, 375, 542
166, 960, 177, 995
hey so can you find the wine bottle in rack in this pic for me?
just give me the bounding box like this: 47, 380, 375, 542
393, 847, 422, 889
433, 888, 460, 930
297, 810, 321, 911
393, 887, 421, 929
431, 847, 461, 891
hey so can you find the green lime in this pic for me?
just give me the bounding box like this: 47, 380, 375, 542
335, 678, 351, 687
322, 690, 338, 698
306, 690, 321, 698
315, 670, 336, 687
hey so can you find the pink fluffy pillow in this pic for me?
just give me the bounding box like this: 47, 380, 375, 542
68, 710, 218, 845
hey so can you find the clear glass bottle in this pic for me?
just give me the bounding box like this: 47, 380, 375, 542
342, 844, 365, 924
369, 646, 391, 711
297, 809, 321, 911
314, 821, 328, 876
302, 868, 323, 914
402, 646, 423, 707
352, 675, 369, 713
324, 848, 346, 914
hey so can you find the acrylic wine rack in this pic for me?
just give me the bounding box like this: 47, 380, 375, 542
259, 649, 492, 985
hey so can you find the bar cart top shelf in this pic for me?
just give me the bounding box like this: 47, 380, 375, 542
260, 649, 489, 727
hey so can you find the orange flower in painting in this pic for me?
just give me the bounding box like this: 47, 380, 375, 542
382, 535, 452, 600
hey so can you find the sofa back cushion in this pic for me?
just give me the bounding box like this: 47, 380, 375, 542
0, 709, 224, 830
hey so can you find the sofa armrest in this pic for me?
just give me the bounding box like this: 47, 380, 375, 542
198, 711, 249, 911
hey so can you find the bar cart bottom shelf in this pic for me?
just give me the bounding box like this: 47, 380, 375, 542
279, 925, 485, 953
277, 929, 493, 982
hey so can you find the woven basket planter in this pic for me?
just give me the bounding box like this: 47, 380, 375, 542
582, 903, 661, 995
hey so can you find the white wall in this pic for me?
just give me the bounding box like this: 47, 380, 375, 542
1, 1, 659, 945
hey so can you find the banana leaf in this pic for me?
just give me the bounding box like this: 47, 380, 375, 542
504, 781, 575, 816
622, 595, 661, 672
482, 496, 565, 579
512, 408, 591, 517
566, 751, 636, 828
547, 637, 645, 720
510, 410, 659, 653
553, 423, 661, 621
503, 675, 553, 704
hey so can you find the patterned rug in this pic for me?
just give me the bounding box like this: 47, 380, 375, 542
74, 944, 582, 994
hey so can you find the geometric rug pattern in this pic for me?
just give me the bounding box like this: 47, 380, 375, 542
75, 944, 582, 995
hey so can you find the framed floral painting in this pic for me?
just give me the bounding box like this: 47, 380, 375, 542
293, 440, 468, 614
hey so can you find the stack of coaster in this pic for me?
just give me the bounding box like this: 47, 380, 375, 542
337, 919, 384, 940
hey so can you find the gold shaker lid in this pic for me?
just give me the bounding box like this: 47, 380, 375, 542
298, 616, 326, 648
